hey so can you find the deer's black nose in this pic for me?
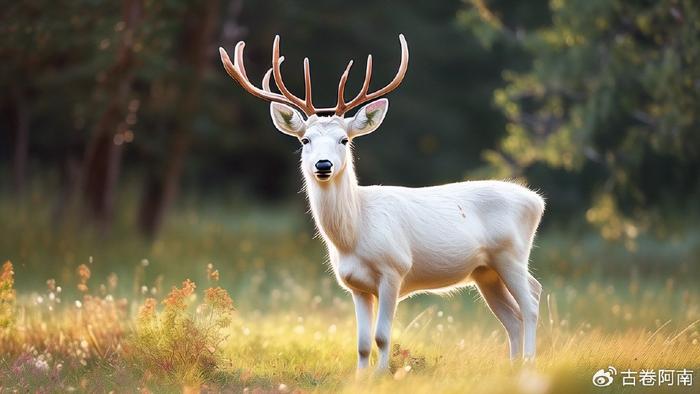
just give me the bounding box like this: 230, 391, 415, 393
315, 160, 333, 173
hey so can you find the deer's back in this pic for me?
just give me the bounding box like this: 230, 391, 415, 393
356, 180, 544, 295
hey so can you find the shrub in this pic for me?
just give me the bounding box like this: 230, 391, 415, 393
126, 278, 236, 386
0, 261, 15, 328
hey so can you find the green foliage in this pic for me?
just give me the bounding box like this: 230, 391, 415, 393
461, 0, 700, 242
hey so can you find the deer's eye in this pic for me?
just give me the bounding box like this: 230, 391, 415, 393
340, 138, 349, 145
301, 138, 310, 145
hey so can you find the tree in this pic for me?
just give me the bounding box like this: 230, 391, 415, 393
82, 0, 144, 232
137, 0, 223, 238
461, 0, 700, 245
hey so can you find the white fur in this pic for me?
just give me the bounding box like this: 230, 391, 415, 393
270, 100, 545, 372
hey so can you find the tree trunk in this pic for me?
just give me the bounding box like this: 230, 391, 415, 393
81, 0, 143, 232
11, 86, 29, 196
138, 0, 223, 238
138, 133, 190, 238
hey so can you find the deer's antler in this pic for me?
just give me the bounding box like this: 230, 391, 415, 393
219, 37, 316, 116
220, 34, 409, 117
332, 34, 408, 116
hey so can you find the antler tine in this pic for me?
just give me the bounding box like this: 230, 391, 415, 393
335, 60, 354, 114
262, 67, 273, 92
344, 55, 373, 111
219, 44, 291, 104
368, 34, 408, 99
303, 58, 313, 111
335, 34, 409, 116
233, 41, 248, 79
262, 56, 283, 93
272, 35, 315, 116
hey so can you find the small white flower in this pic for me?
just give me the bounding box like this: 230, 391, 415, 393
75, 300, 82, 308
34, 359, 50, 372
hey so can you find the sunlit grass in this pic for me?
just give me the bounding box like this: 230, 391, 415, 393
1, 193, 699, 392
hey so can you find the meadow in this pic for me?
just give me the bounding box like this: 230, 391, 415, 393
1, 191, 699, 393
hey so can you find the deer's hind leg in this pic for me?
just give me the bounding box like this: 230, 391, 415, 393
528, 273, 542, 305
490, 252, 541, 361
472, 266, 523, 360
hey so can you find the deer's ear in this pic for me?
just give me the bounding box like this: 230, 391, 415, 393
347, 98, 389, 139
270, 102, 305, 137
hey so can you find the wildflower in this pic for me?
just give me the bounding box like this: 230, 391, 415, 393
204, 287, 234, 311
162, 279, 196, 310
138, 298, 157, 320
34, 358, 50, 372
75, 300, 83, 308
206, 263, 220, 282
77, 264, 91, 293
1, 261, 14, 296
78, 264, 91, 280
0, 261, 15, 327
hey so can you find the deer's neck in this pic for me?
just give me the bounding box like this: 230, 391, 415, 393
304, 160, 361, 253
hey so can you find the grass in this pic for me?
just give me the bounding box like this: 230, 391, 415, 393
1, 190, 699, 393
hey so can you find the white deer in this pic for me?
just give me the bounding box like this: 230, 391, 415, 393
219, 34, 545, 373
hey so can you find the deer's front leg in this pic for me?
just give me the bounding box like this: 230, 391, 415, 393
375, 276, 400, 372
352, 291, 374, 372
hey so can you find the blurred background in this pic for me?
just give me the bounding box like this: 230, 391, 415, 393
1, 0, 699, 296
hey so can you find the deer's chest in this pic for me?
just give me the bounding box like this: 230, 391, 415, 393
334, 254, 378, 295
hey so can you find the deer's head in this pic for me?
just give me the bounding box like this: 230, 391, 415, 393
219, 35, 408, 183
